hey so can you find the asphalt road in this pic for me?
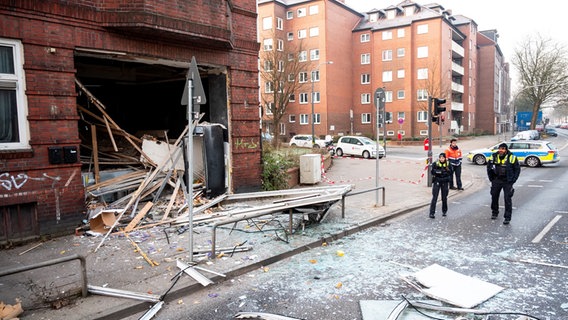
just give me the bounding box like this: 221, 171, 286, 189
134, 134, 568, 320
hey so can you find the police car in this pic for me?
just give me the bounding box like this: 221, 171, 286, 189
466, 141, 560, 167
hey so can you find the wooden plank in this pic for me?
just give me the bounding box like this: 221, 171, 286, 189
124, 201, 153, 233
103, 115, 118, 152
91, 124, 100, 184
162, 177, 181, 221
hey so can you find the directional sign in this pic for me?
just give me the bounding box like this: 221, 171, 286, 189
181, 56, 207, 106
374, 87, 385, 108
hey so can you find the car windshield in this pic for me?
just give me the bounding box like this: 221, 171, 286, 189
546, 142, 557, 150
360, 137, 374, 145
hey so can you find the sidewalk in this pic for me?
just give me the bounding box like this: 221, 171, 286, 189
0, 135, 503, 320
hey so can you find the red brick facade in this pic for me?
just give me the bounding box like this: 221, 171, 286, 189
0, 0, 261, 242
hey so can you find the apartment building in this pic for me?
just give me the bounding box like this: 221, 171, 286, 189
257, 0, 362, 141
259, 0, 510, 140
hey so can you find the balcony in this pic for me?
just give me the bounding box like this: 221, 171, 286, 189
451, 41, 464, 58
451, 101, 464, 111
451, 81, 464, 93
452, 62, 464, 76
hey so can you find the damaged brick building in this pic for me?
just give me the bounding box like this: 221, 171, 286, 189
0, 0, 261, 244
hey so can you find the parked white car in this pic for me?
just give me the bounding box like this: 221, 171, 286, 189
289, 134, 331, 148
334, 136, 385, 159
511, 130, 540, 141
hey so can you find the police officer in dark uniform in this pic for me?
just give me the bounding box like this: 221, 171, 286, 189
429, 153, 451, 218
487, 143, 521, 224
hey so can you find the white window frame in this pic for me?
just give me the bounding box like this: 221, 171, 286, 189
276, 17, 283, 30
361, 93, 371, 104
397, 47, 405, 57
382, 71, 393, 82
417, 111, 428, 122
262, 17, 272, 30
385, 112, 393, 124
287, 32, 293, 41
397, 90, 405, 100
298, 51, 307, 62
417, 68, 428, 80
288, 73, 295, 82
311, 70, 320, 82
277, 39, 284, 51
289, 114, 296, 122
360, 33, 370, 42
382, 31, 392, 40
265, 102, 274, 115
397, 69, 405, 78
361, 73, 370, 84
310, 49, 320, 61
312, 92, 320, 103
309, 5, 319, 15
417, 24, 428, 34
299, 93, 308, 104
278, 60, 284, 72
263, 39, 273, 51
397, 28, 405, 38
417, 89, 428, 101
299, 72, 308, 83
309, 27, 319, 37
417, 46, 428, 58
300, 114, 309, 124
385, 91, 393, 103
397, 112, 405, 120
265, 81, 273, 93
289, 93, 295, 102
361, 53, 370, 64
297, 8, 306, 17
361, 113, 371, 124
298, 29, 307, 39
264, 60, 273, 71
313, 113, 321, 124
280, 122, 286, 135
0, 39, 29, 150
287, 11, 293, 20
382, 50, 392, 61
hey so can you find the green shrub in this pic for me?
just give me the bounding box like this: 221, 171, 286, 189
261, 150, 295, 191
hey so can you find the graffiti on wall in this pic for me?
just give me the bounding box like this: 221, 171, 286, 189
234, 138, 258, 149
0, 172, 62, 191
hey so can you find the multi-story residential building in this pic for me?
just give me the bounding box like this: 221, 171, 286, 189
476, 30, 511, 134
259, 0, 510, 140
257, 0, 362, 141
0, 0, 260, 244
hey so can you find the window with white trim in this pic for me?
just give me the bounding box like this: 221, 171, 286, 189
289, 114, 296, 122
361, 93, 371, 104
397, 90, 405, 99
417, 89, 428, 101
397, 28, 405, 38
360, 33, 370, 42
299, 51, 307, 62
310, 49, 320, 61
298, 29, 307, 39
313, 113, 320, 124
297, 8, 306, 17
0, 39, 29, 149
417, 24, 428, 34
287, 53, 294, 61
288, 73, 295, 82
277, 39, 284, 51
397, 69, 405, 78
299, 93, 308, 104
263, 39, 273, 51
287, 11, 293, 19
417, 46, 428, 58
309, 27, 319, 37
266, 102, 274, 115
361, 53, 370, 64
299, 72, 308, 83
417, 111, 428, 122
397, 47, 405, 57
280, 122, 286, 135
361, 73, 370, 84
382, 71, 393, 82
385, 112, 393, 123
278, 60, 284, 72
385, 91, 393, 102
417, 68, 428, 80
312, 92, 320, 103
300, 114, 309, 124
262, 17, 272, 30
287, 32, 293, 41
309, 5, 318, 15
265, 81, 273, 93
382, 31, 392, 40
397, 112, 405, 120
311, 70, 320, 82
382, 50, 392, 61
289, 94, 295, 102
277, 18, 283, 30
361, 113, 371, 124
264, 60, 273, 71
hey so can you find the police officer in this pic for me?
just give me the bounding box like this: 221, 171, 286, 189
429, 153, 451, 218
487, 143, 521, 224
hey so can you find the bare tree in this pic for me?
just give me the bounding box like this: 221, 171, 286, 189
259, 36, 309, 147
512, 34, 568, 129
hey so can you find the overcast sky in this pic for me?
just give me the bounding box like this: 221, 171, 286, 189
343, 0, 566, 90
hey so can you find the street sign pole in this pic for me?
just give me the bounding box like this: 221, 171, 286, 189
374, 88, 385, 206
427, 96, 433, 187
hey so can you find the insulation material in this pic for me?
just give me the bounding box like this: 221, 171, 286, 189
413, 264, 504, 308
140, 139, 185, 172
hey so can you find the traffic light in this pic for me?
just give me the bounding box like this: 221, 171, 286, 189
431, 113, 440, 125
433, 98, 446, 115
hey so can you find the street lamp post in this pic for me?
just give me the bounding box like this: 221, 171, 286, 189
311, 61, 333, 146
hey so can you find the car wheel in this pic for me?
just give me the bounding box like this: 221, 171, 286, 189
291, 143, 297, 147
525, 156, 540, 167
473, 154, 486, 165
363, 150, 370, 159
313, 144, 321, 149
336, 148, 344, 156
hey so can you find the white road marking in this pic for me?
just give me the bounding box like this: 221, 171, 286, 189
532, 215, 562, 243
526, 185, 544, 188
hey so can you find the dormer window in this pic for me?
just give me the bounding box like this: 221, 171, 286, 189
386, 10, 396, 19
404, 7, 415, 16
369, 13, 378, 22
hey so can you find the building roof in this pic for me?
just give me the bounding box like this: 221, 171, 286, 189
354, 1, 444, 32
